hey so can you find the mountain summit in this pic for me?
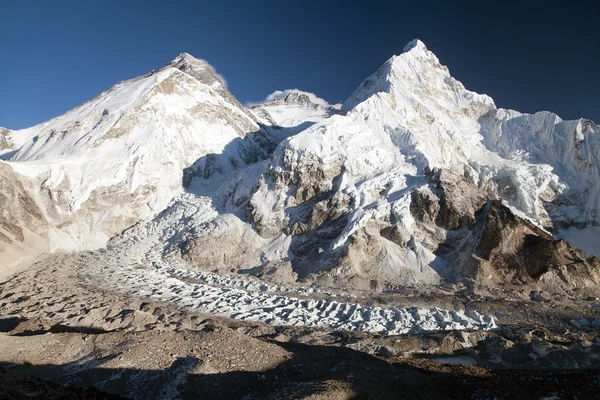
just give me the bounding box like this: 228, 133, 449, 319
403, 38, 427, 52
168, 52, 228, 89
0, 52, 270, 268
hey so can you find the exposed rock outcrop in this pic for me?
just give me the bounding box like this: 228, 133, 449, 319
440, 200, 600, 295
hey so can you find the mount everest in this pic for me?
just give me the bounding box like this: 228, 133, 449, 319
1, 39, 599, 298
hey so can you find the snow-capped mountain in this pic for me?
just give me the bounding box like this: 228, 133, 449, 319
170, 39, 599, 294
220, 39, 597, 291
250, 89, 340, 142
0, 53, 273, 267
2, 40, 599, 296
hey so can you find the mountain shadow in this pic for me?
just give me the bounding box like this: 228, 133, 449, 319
2, 338, 598, 400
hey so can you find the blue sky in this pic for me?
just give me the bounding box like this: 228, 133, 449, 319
1, 0, 599, 129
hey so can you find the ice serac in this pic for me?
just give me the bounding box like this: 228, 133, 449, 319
0, 52, 274, 268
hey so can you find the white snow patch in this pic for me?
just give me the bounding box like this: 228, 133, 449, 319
557, 225, 600, 257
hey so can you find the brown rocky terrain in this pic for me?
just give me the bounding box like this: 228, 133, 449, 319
2, 252, 600, 399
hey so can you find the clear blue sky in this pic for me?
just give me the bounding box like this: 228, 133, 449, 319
1, 0, 598, 129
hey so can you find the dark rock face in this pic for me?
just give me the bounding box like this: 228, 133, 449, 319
410, 189, 440, 226
432, 169, 497, 230
438, 198, 600, 293
403, 167, 600, 294
475, 200, 560, 280
282, 93, 317, 109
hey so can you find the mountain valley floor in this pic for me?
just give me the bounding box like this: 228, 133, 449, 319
1, 252, 599, 399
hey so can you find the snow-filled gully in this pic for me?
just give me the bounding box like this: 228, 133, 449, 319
79, 250, 496, 336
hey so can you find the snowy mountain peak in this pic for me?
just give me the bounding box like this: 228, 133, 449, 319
256, 89, 336, 111
249, 89, 340, 134
342, 38, 492, 113
171, 52, 199, 63
0, 51, 270, 267
167, 52, 227, 89
403, 38, 427, 52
